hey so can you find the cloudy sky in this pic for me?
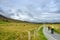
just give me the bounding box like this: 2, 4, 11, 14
0, 0, 60, 23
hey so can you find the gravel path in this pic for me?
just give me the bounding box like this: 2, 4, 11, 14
43, 27, 60, 40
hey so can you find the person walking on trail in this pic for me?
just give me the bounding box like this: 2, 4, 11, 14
48, 26, 51, 30
50, 25, 54, 34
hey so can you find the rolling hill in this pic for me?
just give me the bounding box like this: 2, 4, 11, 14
0, 14, 31, 23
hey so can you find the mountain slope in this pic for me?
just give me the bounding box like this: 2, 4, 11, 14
0, 14, 28, 23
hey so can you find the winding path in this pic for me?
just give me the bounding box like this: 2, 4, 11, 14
43, 27, 60, 40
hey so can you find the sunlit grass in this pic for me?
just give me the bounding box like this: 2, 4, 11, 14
0, 21, 43, 40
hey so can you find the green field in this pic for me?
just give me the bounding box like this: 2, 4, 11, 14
0, 22, 60, 40
0, 22, 38, 40
0, 20, 48, 40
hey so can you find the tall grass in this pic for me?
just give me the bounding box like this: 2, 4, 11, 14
0, 21, 43, 40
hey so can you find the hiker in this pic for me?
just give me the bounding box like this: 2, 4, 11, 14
48, 26, 51, 30
50, 25, 54, 34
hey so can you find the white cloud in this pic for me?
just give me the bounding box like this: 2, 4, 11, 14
0, 0, 60, 23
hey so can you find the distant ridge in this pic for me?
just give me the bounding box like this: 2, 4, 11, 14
0, 14, 59, 24
0, 14, 26, 23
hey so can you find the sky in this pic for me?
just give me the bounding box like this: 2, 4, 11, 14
0, 0, 60, 23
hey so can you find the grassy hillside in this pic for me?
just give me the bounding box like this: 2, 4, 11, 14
0, 15, 47, 40
0, 15, 41, 32
0, 15, 30, 23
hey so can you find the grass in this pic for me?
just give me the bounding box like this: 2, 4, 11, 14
0, 21, 43, 40
0, 22, 41, 32
52, 24, 60, 34
0, 15, 46, 40
0, 21, 60, 40
38, 27, 47, 40
0, 31, 28, 40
